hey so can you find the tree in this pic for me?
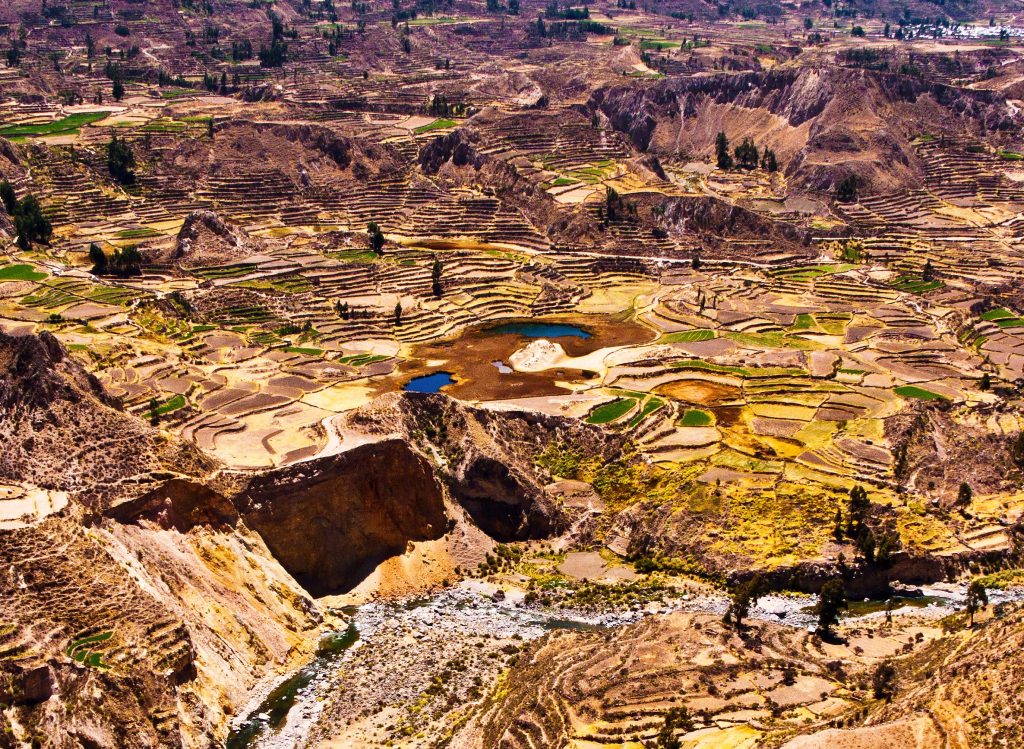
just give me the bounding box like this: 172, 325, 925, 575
723, 574, 764, 629
761, 148, 778, 172
871, 660, 897, 700
651, 707, 693, 749
368, 222, 385, 254
980, 372, 991, 390
12, 194, 53, 249
149, 397, 160, 426
112, 78, 125, 101
852, 25, 866, 37
734, 137, 759, 170
431, 256, 443, 298
107, 134, 136, 184
922, 259, 935, 282
0, 181, 16, 214
966, 580, 987, 626
832, 507, 844, 542
836, 174, 858, 202
394, 301, 403, 326
715, 131, 733, 170
814, 578, 847, 637
88, 243, 108, 274
957, 482, 972, 508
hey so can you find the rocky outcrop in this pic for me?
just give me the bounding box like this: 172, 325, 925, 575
171, 210, 260, 269
586, 67, 1022, 196
341, 393, 620, 542
235, 439, 450, 595
0, 331, 213, 506
418, 128, 484, 175
659, 195, 811, 253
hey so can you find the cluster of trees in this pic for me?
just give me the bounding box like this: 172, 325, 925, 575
88, 243, 143, 277
836, 174, 858, 202
431, 256, 443, 298
833, 485, 900, 565
714, 132, 778, 172
107, 135, 135, 185
651, 706, 694, 749
0, 181, 52, 249
367, 222, 386, 254
544, 2, 588, 19
598, 186, 636, 226
427, 94, 468, 117
484, 0, 520, 13
259, 11, 292, 67
334, 301, 375, 319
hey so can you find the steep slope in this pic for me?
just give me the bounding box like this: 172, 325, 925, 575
587, 67, 1021, 196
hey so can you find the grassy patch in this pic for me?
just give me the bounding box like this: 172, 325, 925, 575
586, 398, 636, 425
283, 346, 323, 356
148, 394, 186, 418
894, 385, 947, 401
678, 409, 713, 426
66, 631, 113, 669
116, 228, 162, 239
0, 112, 109, 138
661, 329, 715, 343
414, 118, 457, 134
338, 353, 390, 366
627, 397, 664, 428
0, 264, 46, 281
981, 307, 1013, 321
889, 275, 943, 294
974, 568, 1024, 589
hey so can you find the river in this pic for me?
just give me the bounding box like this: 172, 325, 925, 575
227, 579, 1024, 749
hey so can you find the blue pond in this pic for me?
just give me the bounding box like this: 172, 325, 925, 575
404, 371, 456, 393
486, 321, 591, 339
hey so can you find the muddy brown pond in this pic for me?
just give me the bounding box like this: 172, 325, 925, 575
396, 316, 655, 401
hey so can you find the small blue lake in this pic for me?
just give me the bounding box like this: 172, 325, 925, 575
486, 321, 591, 339
404, 371, 456, 393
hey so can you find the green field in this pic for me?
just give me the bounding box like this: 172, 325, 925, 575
414, 118, 457, 135
894, 385, 947, 401
661, 329, 715, 343
283, 346, 323, 357
148, 394, 187, 418
678, 409, 713, 427
0, 111, 109, 139
627, 397, 664, 428
586, 398, 636, 424
0, 264, 46, 281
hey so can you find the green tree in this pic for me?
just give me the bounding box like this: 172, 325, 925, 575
979, 372, 991, 391
0, 180, 16, 214
107, 134, 136, 184
814, 578, 847, 637
715, 131, 733, 170
871, 660, 897, 700
836, 174, 858, 202
112, 78, 125, 101
957, 482, 972, 507
734, 137, 759, 170
723, 574, 764, 629
431, 256, 443, 298
13, 194, 53, 249
88, 243, 108, 274
652, 707, 693, 749
394, 301, 403, 326
368, 222, 385, 254
966, 580, 987, 626
761, 148, 778, 172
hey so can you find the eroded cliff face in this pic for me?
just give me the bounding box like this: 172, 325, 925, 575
586, 66, 1022, 196
235, 439, 450, 595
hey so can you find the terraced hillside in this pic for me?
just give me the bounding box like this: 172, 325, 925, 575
2, 0, 1024, 747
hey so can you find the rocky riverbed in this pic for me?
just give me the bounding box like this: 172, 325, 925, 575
230, 579, 1024, 749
